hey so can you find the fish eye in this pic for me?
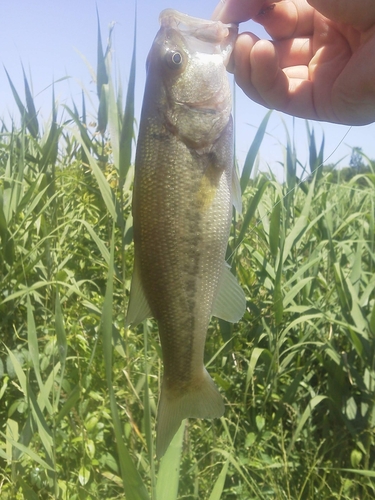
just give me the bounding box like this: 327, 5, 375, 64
165, 50, 184, 70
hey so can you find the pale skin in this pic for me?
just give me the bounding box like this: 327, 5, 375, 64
212, 0, 375, 125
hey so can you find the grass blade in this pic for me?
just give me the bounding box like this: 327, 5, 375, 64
244, 347, 264, 406
96, 7, 109, 98
208, 459, 229, 500
1, 432, 54, 471
240, 110, 272, 194
74, 133, 118, 221
54, 287, 67, 409
95, 5, 109, 134
274, 249, 284, 325
119, 9, 136, 185
282, 215, 308, 264
143, 322, 156, 497
370, 301, 375, 336
101, 227, 150, 500
287, 395, 326, 455
80, 219, 110, 264
156, 420, 185, 500
22, 65, 39, 138
237, 176, 268, 248
269, 197, 281, 257
4, 67, 27, 121
27, 384, 54, 466
26, 295, 53, 414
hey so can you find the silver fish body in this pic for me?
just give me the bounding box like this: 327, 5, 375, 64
126, 10, 245, 458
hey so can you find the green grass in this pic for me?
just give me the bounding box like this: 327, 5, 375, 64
1, 17, 375, 500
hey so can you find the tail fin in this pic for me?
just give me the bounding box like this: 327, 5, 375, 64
156, 369, 224, 459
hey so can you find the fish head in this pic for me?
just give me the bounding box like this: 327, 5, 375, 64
145, 10, 238, 150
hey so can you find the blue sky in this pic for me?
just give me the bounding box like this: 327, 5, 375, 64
2, 0, 375, 179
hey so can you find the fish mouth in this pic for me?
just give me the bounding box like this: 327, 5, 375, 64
159, 9, 238, 64
159, 9, 238, 42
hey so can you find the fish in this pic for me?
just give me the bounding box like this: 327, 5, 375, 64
126, 9, 245, 458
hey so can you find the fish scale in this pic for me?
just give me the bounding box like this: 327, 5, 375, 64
126, 9, 245, 458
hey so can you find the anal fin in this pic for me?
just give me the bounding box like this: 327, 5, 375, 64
212, 263, 246, 322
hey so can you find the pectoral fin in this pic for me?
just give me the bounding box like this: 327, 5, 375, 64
125, 258, 152, 327
212, 264, 246, 322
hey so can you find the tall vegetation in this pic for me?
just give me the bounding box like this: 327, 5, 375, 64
1, 19, 375, 500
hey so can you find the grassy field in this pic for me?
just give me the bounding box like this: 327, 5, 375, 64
1, 21, 375, 500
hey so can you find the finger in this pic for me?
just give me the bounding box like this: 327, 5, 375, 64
213, 1, 316, 40
308, 0, 375, 31
233, 32, 313, 80
272, 37, 313, 68
249, 39, 294, 110
234, 35, 318, 119
253, 0, 315, 39
333, 34, 375, 124
212, 0, 266, 23
232, 33, 267, 106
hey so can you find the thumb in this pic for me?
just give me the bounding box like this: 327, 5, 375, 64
308, 0, 375, 31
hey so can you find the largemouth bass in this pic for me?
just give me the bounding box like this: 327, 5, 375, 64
126, 9, 245, 458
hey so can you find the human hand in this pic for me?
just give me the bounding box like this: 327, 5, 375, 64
212, 0, 375, 125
